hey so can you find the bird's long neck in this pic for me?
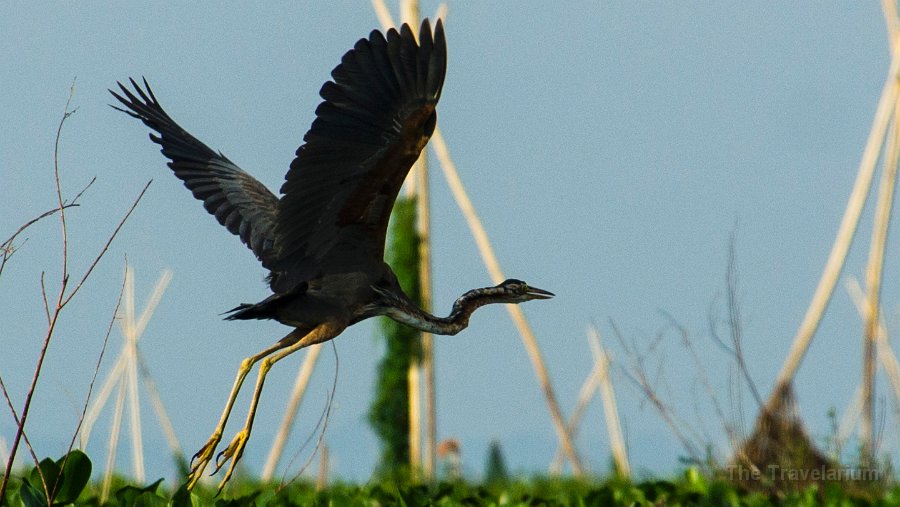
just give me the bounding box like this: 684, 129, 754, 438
383, 286, 507, 336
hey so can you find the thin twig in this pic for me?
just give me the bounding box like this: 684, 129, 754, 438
724, 235, 762, 408
277, 341, 339, 492
2, 82, 79, 502
611, 321, 705, 465
69, 177, 96, 207
54, 78, 78, 293
61, 181, 151, 307
40, 272, 51, 325
0, 204, 79, 280
53, 266, 126, 501
0, 374, 43, 485
261, 344, 323, 481
0, 89, 149, 501
664, 312, 735, 454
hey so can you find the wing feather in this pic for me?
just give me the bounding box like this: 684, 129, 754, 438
110, 78, 279, 266
271, 20, 446, 292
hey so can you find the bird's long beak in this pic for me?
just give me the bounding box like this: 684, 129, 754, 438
527, 286, 555, 299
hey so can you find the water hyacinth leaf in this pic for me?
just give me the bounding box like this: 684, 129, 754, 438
132, 490, 169, 507
170, 482, 195, 507
18, 479, 46, 507
54, 449, 91, 504
115, 478, 165, 505
28, 457, 61, 494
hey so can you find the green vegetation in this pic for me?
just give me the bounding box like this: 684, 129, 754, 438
367, 196, 422, 479
484, 440, 509, 485
4, 450, 900, 506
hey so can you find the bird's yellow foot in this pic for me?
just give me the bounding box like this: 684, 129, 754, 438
212, 429, 249, 493
185, 434, 221, 491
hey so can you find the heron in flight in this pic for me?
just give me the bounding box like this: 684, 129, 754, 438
112, 19, 553, 491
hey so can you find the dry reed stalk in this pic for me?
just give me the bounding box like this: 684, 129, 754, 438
80, 357, 127, 447
549, 354, 601, 474
431, 128, 584, 474
398, 0, 426, 479
262, 343, 324, 480
407, 355, 423, 479
124, 269, 145, 482
101, 375, 127, 502
434, 3, 448, 22
768, 39, 900, 405
372, 1, 438, 479
835, 383, 862, 454
409, 1, 438, 477
414, 124, 437, 481
884, 0, 900, 47
136, 354, 183, 461
400, 0, 419, 31
79, 264, 172, 448
315, 444, 329, 490
371, 0, 395, 30
588, 325, 630, 477
92, 267, 172, 494
398, 0, 439, 480
846, 278, 900, 433
861, 106, 900, 460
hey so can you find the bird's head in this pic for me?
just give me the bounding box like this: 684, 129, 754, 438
493, 278, 555, 303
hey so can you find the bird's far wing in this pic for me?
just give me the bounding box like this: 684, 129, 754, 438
271, 19, 446, 291
111, 78, 279, 267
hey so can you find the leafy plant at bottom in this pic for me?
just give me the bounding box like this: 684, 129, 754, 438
18, 450, 91, 507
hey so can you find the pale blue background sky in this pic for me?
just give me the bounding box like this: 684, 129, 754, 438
1, 2, 896, 484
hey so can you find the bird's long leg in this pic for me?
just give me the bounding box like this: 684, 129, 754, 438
212, 321, 343, 493
185, 331, 303, 491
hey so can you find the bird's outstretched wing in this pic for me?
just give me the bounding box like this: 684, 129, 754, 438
111, 79, 279, 266
271, 19, 446, 292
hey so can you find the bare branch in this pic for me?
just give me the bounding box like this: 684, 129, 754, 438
725, 234, 762, 408
0, 372, 42, 476
56, 264, 126, 498
611, 322, 704, 465
1, 205, 76, 278
277, 342, 340, 492
0, 83, 148, 500
61, 181, 151, 307
0, 177, 93, 281
54, 78, 78, 293
40, 272, 51, 325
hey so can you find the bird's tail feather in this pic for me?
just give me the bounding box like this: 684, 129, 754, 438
223, 303, 266, 320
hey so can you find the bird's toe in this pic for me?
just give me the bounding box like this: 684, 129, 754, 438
213, 429, 250, 493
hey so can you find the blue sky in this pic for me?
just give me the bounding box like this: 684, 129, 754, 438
1, 2, 896, 484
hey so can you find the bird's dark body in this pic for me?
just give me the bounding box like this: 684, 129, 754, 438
111, 19, 553, 491
226, 262, 397, 330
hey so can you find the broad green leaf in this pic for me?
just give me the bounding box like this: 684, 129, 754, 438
54, 449, 91, 503
133, 490, 169, 507
19, 479, 45, 507
29, 457, 60, 495
170, 483, 194, 507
